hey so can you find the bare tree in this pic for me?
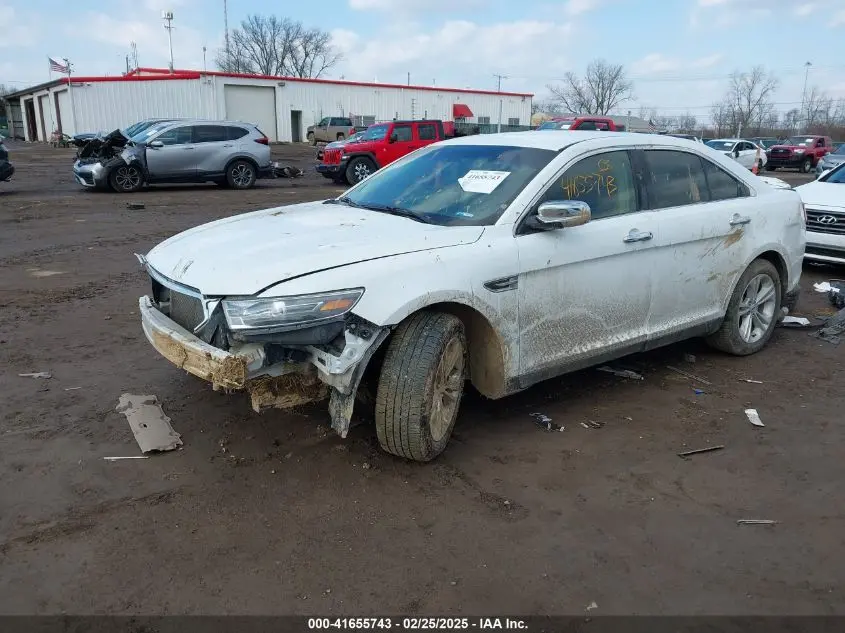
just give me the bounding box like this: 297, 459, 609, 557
724, 66, 779, 133
709, 101, 731, 135
216, 14, 341, 78
546, 59, 634, 115
783, 108, 801, 133
676, 112, 697, 132
0, 83, 11, 118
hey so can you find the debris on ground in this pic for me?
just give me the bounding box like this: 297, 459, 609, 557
736, 519, 777, 525
744, 408, 765, 427
693, 388, 705, 395
18, 372, 52, 379
126, 202, 145, 210
780, 315, 811, 327
586, 601, 598, 611
667, 365, 712, 385
678, 445, 725, 458
814, 306, 845, 345
582, 420, 604, 429
64, 387, 82, 391
741, 378, 763, 384
684, 353, 697, 363
103, 456, 150, 461
813, 281, 841, 294
274, 165, 305, 178
597, 366, 644, 380
115, 393, 183, 453
530, 412, 564, 432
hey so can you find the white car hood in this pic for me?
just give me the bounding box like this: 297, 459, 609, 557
758, 176, 791, 190
145, 200, 485, 295
795, 180, 845, 209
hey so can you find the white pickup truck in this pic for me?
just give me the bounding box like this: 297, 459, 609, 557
138, 132, 805, 462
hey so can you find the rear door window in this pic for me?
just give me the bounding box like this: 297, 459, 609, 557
418, 124, 437, 140
226, 126, 249, 140
192, 125, 227, 144
392, 125, 413, 142
644, 150, 710, 209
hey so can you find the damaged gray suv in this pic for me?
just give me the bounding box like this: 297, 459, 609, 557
73, 120, 274, 193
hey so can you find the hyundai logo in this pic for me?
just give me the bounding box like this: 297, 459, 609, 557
818, 215, 838, 225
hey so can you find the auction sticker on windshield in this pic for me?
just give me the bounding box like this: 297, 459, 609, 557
458, 170, 510, 194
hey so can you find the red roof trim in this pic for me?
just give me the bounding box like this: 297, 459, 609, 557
129, 66, 533, 97
60, 73, 201, 83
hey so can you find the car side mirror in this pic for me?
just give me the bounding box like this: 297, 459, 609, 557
531, 200, 591, 230
148, 140, 164, 149
734, 149, 740, 158
388, 133, 398, 143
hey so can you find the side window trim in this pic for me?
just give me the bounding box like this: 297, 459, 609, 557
514, 148, 642, 236
639, 148, 712, 211
699, 154, 750, 201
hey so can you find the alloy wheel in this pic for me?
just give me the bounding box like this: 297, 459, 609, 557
737, 273, 777, 343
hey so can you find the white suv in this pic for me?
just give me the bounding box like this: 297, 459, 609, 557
138, 132, 806, 462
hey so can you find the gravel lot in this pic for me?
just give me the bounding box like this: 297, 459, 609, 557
1, 142, 843, 616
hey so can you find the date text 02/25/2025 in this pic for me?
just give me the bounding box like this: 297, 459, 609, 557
307, 617, 528, 630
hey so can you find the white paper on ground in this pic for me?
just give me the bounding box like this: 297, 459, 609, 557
744, 408, 765, 427
782, 316, 811, 326
457, 170, 510, 194
115, 393, 183, 453
814, 282, 841, 294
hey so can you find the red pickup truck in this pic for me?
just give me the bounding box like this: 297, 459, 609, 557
536, 116, 622, 131
317, 119, 452, 184
766, 135, 834, 173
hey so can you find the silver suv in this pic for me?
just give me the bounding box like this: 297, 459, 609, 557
73, 120, 273, 193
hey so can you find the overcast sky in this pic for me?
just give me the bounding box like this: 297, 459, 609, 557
2, 0, 845, 123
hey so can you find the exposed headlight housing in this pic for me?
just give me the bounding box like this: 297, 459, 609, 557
222, 288, 364, 331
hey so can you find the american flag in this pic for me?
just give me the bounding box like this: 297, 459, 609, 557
647, 118, 657, 133
49, 57, 69, 74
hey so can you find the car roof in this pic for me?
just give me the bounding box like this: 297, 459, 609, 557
442, 130, 714, 152
155, 119, 258, 128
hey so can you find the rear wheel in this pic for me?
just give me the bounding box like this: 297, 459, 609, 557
336, 133, 345, 141
345, 157, 376, 184
226, 160, 256, 189
801, 157, 813, 173
109, 164, 143, 193
707, 259, 781, 356
375, 312, 467, 462
307, 132, 315, 145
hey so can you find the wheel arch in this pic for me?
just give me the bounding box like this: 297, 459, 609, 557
344, 151, 380, 168
225, 155, 259, 173
723, 248, 789, 312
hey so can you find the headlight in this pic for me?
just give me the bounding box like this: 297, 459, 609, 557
794, 149, 805, 154
222, 288, 364, 331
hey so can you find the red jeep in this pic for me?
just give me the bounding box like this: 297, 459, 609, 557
766, 135, 834, 173
536, 116, 621, 131
317, 120, 449, 184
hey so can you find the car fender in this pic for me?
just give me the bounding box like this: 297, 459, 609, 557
721, 241, 802, 313
343, 150, 380, 168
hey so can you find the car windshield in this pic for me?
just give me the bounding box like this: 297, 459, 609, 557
339, 144, 556, 226
706, 140, 735, 151
538, 121, 572, 130
820, 162, 845, 184
359, 124, 389, 141
130, 124, 171, 143
785, 137, 814, 146
832, 144, 845, 155
346, 132, 365, 143
125, 120, 169, 138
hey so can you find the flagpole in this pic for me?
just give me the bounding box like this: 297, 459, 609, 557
64, 58, 77, 137
45, 58, 56, 140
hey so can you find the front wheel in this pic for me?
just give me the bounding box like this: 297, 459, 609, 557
307, 132, 315, 146
345, 157, 376, 184
801, 157, 813, 173
226, 160, 256, 189
707, 259, 781, 356
109, 164, 143, 193
375, 312, 467, 462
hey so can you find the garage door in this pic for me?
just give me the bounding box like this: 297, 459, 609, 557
37, 94, 51, 141
224, 85, 277, 141
56, 90, 71, 135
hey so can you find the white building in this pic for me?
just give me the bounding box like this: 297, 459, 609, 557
3, 67, 533, 143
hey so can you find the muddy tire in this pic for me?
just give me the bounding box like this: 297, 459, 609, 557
801, 157, 813, 173
345, 157, 376, 185
707, 259, 781, 356
226, 160, 256, 190
375, 312, 467, 462
766, 165, 776, 171
307, 132, 315, 145
108, 164, 144, 193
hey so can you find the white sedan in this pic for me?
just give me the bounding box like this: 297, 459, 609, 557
796, 163, 845, 264
705, 138, 768, 171
138, 132, 805, 461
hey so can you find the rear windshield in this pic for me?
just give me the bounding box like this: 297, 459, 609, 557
538, 120, 572, 130
342, 144, 556, 226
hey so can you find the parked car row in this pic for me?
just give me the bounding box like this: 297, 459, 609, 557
705, 138, 767, 171
72, 118, 274, 193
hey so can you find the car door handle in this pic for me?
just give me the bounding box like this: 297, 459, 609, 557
730, 215, 752, 226
182, 146, 195, 150
623, 229, 653, 243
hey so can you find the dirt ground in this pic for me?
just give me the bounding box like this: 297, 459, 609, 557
1, 142, 843, 616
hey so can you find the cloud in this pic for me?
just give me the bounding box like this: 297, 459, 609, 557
564, 0, 604, 16
0, 4, 37, 48
833, 9, 845, 25
349, 0, 483, 11
793, 2, 817, 16
631, 53, 722, 76
332, 19, 574, 89
691, 54, 723, 69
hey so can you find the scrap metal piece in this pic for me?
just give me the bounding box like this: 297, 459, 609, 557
744, 408, 765, 427
18, 372, 52, 379
667, 365, 712, 385
736, 519, 777, 525
115, 394, 182, 453
678, 445, 725, 458
815, 306, 845, 345
597, 366, 643, 380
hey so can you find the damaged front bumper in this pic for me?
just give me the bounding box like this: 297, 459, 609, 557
73, 159, 109, 188
139, 295, 388, 437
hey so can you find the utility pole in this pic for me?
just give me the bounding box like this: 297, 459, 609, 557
407, 71, 410, 86
202, 46, 207, 72
800, 61, 812, 133
494, 73, 508, 133
162, 11, 175, 73
223, 0, 230, 59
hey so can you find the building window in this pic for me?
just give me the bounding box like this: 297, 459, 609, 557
508, 118, 520, 126
478, 116, 491, 125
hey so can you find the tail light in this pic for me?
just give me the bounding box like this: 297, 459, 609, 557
254, 136, 269, 145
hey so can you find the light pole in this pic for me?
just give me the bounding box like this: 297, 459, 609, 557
162, 11, 175, 73
494, 73, 508, 133
800, 61, 812, 132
